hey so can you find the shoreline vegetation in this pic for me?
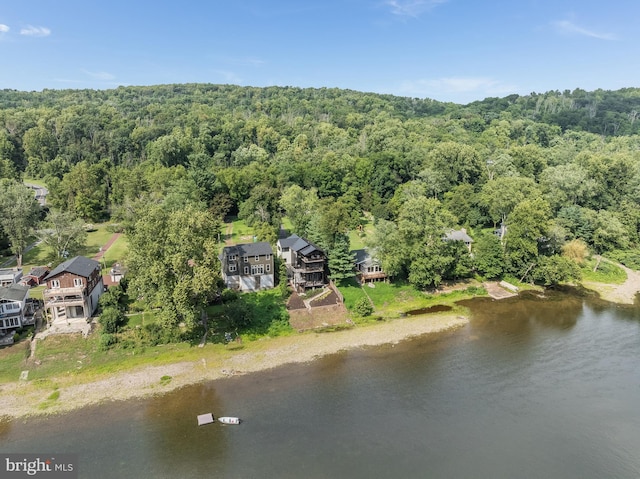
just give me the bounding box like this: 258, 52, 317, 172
1, 271, 638, 422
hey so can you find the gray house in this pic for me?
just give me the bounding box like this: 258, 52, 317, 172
0, 268, 23, 288
277, 234, 327, 292
0, 283, 34, 336
444, 228, 474, 252
220, 242, 275, 292
353, 249, 387, 283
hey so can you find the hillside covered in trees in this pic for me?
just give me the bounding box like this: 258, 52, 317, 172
1, 83, 640, 303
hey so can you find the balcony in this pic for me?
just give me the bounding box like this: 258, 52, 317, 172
299, 255, 325, 264
44, 286, 85, 298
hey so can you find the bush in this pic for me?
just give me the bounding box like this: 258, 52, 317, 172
99, 307, 125, 334
354, 297, 374, 317
99, 333, 117, 350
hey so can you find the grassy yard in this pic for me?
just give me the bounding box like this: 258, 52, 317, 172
581, 257, 627, 284
100, 235, 129, 272
223, 217, 255, 245
0, 341, 31, 383
338, 278, 484, 319
4, 223, 124, 274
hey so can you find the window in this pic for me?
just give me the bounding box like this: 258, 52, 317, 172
244, 256, 249, 263
251, 264, 265, 275
51, 279, 60, 289
255, 255, 259, 261
74, 278, 83, 287
266, 264, 271, 273
244, 266, 250, 275
266, 254, 271, 260
227, 254, 237, 262
229, 265, 237, 272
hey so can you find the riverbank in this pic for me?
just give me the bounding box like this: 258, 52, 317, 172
581, 261, 640, 305
1, 313, 468, 420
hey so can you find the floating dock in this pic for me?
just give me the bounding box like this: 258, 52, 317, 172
197, 413, 215, 426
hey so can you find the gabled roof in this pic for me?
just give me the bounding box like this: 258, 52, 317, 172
26, 266, 49, 278
0, 284, 29, 302
44, 256, 100, 281
352, 248, 381, 267
444, 229, 473, 243
222, 241, 273, 258
277, 234, 324, 256
277, 234, 300, 249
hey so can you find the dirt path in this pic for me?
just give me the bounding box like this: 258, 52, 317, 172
93, 233, 122, 261
582, 260, 640, 304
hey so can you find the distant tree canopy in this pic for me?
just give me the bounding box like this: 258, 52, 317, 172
1, 83, 640, 292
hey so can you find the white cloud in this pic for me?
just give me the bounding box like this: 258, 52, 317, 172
553, 20, 617, 41
82, 69, 116, 81
0, 24, 9, 33
20, 25, 51, 37
398, 76, 518, 102
386, 0, 449, 17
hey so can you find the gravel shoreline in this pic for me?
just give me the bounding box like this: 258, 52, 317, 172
1, 314, 468, 420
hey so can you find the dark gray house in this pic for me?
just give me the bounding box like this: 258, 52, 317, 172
220, 242, 275, 292
276, 234, 327, 292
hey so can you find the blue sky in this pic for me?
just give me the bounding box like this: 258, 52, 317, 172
1, 0, 638, 103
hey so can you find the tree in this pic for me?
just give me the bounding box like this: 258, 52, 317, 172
480, 176, 541, 227
0, 180, 41, 267
328, 233, 356, 281
38, 210, 87, 261
532, 255, 581, 286
279, 185, 319, 237
126, 205, 223, 335
504, 197, 551, 278
473, 232, 506, 279
562, 239, 588, 264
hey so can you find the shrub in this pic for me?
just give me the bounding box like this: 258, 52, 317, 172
354, 297, 374, 317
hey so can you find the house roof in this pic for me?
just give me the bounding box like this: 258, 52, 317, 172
44, 256, 100, 281
26, 266, 49, 278
222, 241, 273, 257
352, 248, 381, 267
0, 268, 22, 278
277, 234, 300, 249
0, 284, 29, 302
444, 229, 473, 243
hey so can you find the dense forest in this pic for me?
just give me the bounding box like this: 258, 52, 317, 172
1, 84, 640, 334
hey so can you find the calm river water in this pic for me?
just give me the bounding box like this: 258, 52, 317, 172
2, 290, 640, 478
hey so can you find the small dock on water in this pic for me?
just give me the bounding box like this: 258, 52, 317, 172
484, 281, 519, 300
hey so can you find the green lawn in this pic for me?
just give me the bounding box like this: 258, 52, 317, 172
338, 278, 485, 318
223, 217, 255, 245
100, 235, 129, 271
581, 257, 627, 284
0, 341, 31, 383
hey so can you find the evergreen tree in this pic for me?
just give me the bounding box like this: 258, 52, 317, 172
328, 233, 356, 281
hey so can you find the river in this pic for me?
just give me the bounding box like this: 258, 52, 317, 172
1, 290, 639, 478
